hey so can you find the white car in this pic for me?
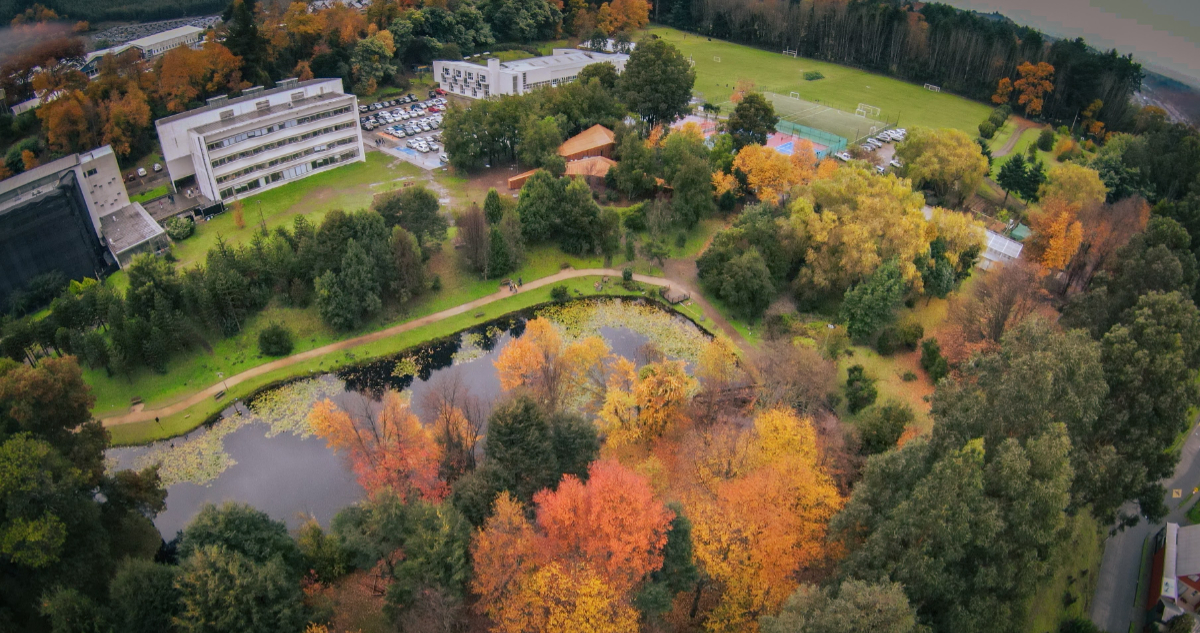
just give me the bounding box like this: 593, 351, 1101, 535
153, 163, 162, 172
889, 159, 902, 168
136, 167, 147, 177
875, 165, 886, 174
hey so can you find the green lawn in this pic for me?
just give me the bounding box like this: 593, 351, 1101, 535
646, 26, 992, 135
1025, 512, 1105, 633
991, 126, 1065, 178
171, 153, 422, 267
130, 184, 169, 203
987, 120, 1019, 153
106, 276, 676, 445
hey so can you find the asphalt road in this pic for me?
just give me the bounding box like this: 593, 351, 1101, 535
1092, 421, 1200, 632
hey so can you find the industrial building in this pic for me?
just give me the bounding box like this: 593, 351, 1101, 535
82, 25, 207, 77
155, 78, 365, 202
433, 49, 629, 99
0, 145, 167, 306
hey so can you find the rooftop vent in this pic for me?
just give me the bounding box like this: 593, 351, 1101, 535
219, 109, 234, 120
255, 99, 270, 111
244, 86, 264, 97
206, 95, 228, 106
278, 78, 299, 89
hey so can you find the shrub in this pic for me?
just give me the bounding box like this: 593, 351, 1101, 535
622, 267, 633, 282
550, 284, 570, 302
991, 104, 1012, 123
920, 338, 949, 383
875, 326, 902, 355
1057, 125, 1071, 137
804, 71, 824, 81
258, 322, 294, 357
978, 121, 996, 139
623, 203, 647, 231
896, 320, 924, 350
902, 370, 918, 382
431, 275, 442, 292
165, 216, 195, 240
1054, 137, 1082, 162
844, 364, 878, 414
674, 231, 687, 249
858, 401, 914, 454
1037, 128, 1055, 151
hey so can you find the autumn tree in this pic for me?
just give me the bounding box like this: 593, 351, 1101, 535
794, 165, 928, 294
733, 144, 796, 201
493, 317, 610, 412
534, 459, 674, 595
493, 561, 639, 633
1013, 61, 1055, 117
945, 259, 1044, 356
597, 358, 697, 446
895, 127, 988, 208
991, 77, 1013, 105
1030, 196, 1084, 270
689, 409, 844, 632
308, 391, 447, 500
1038, 163, 1108, 210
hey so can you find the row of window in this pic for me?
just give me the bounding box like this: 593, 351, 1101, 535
218, 149, 359, 200
205, 105, 353, 151
210, 121, 356, 168
215, 136, 358, 184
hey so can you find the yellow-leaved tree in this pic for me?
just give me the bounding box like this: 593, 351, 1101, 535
1037, 163, 1108, 210
794, 164, 928, 293
598, 358, 697, 447
894, 127, 988, 208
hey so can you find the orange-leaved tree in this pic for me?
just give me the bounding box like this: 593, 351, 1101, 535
470, 492, 540, 618
493, 317, 611, 412
789, 139, 819, 185
733, 144, 796, 201
992, 77, 1013, 104
308, 392, 447, 500
1027, 196, 1083, 271
689, 409, 844, 633
534, 459, 674, 596
1014, 61, 1054, 117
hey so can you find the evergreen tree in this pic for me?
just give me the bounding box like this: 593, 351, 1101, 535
222, 0, 272, 88
726, 92, 779, 149
840, 259, 906, 341
483, 187, 504, 224
996, 153, 1027, 204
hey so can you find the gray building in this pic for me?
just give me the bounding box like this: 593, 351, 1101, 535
0, 145, 167, 305
155, 78, 364, 202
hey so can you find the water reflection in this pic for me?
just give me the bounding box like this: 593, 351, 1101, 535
108, 303, 685, 537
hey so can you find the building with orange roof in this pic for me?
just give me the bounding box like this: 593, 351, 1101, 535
558, 125, 616, 161
507, 155, 617, 189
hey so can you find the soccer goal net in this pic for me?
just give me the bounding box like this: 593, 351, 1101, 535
924, 83, 941, 92
855, 103, 881, 119
713, 56, 721, 62
789, 92, 800, 100
782, 49, 797, 58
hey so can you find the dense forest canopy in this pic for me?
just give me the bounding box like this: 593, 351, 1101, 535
0, 0, 227, 24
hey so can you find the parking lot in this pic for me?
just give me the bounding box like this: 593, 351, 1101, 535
359, 91, 448, 171
833, 128, 906, 173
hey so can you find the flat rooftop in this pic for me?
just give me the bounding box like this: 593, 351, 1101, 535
130, 25, 204, 49
100, 203, 165, 254
156, 78, 336, 127
0, 154, 80, 215
190, 90, 352, 136
499, 50, 625, 71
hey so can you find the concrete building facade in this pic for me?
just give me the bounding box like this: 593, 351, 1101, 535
0, 145, 167, 304
155, 78, 364, 203
433, 49, 629, 100
130, 25, 205, 58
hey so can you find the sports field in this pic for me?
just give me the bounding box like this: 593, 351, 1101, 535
647, 27, 991, 135
765, 92, 885, 144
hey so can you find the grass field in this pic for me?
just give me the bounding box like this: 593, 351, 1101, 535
172, 153, 423, 267
647, 27, 992, 136
1026, 512, 1105, 632
991, 127, 1067, 179
130, 184, 169, 203
105, 276, 683, 445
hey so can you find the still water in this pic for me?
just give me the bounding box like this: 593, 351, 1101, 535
108, 300, 697, 537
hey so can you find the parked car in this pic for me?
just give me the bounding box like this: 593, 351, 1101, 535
875, 165, 886, 174
136, 167, 147, 177
153, 163, 162, 172
889, 159, 902, 168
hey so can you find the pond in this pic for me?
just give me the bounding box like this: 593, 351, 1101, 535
106, 299, 709, 538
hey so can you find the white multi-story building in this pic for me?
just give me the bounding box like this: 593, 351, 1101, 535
155, 78, 365, 202
434, 49, 630, 99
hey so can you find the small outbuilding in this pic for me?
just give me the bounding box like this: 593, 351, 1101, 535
558, 124, 616, 161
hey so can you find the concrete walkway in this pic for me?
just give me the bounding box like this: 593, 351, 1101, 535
100, 268, 743, 427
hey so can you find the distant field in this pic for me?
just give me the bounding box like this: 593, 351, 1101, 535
647, 27, 991, 135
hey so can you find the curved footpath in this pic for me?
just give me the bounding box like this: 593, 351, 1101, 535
100, 269, 745, 426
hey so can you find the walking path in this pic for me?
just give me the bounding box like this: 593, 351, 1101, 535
100, 269, 744, 427
994, 116, 1037, 158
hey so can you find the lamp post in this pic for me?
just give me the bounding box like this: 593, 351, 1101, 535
217, 372, 229, 392
257, 200, 265, 231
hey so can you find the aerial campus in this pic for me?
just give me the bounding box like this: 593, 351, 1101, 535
1, 1, 1199, 632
